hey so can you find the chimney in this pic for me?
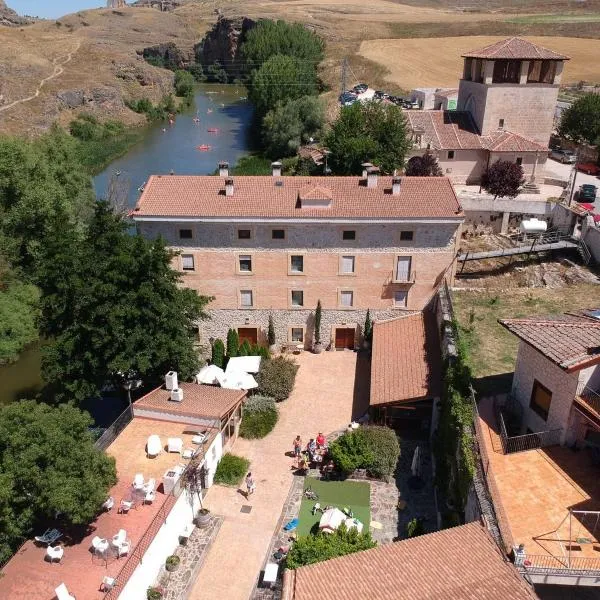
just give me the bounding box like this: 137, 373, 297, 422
165, 371, 178, 391
367, 166, 379, 188
271, 161, 282, 177
361, 162, 373, 178
170, 388, 184, 402
392, 176, 401, 195
225, 177, 234, 196
218, 161, 229, 177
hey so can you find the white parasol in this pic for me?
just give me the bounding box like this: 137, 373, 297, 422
196, 364, 225, 385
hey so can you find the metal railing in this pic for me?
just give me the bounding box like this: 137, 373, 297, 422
576, 384, 600, 417
95, 405, 133, 451
518, 554, 600, 577
578, 238, 592, 265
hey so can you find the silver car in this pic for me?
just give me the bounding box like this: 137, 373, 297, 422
549, 149, 576, 164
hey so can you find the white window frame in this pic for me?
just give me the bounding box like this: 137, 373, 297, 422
339, 255, 356, 275
182, 254, 195, 271
339, 290, 354, 308
238, 254, 253, 274
393, 290, 408, 308
290, 327, 305, 343
239, 289, 254, 308
290, 290, 304, 308
395, 256, 412, 282
290, 254, 304, 275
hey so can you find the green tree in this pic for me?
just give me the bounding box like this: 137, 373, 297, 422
248, 54, 318, 117
406, 517, 425, 538
325, 102, 411, 175
174, 70, 195, 98
238, 339, 252, 357
0, 400, 117, 563
211, 338, 225, 368
363, 309, 372, 344
268, 314, 276, 346
558, 93, 600, 147
261, 96, 324, 158
314, 300, 322, 345
37, 201, 211, 403
226, 328, 240, 358
405, 151, 443, 176
481, 160, 524, 200
286, 524, 376, 569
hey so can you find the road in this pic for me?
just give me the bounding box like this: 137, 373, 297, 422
545, 157, 600, 188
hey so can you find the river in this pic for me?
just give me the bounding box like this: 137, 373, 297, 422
0, 84, 252, 407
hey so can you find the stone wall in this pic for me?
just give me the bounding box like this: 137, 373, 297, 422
584, 224, 600, 263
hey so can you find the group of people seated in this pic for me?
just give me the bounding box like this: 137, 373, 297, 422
293, 433, 328, 471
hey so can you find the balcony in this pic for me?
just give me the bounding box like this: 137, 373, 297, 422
575, 384, 600, 427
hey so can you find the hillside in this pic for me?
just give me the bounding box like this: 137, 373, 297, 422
1, 0, 600, 136
0, 0, 34, 26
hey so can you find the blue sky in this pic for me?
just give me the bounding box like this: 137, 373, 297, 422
7, 1, 104, 19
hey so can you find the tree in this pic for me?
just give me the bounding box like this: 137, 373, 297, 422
314, 300, 322, 345
481, 160, 525, 200
174, 70, 195, 98
226, 328, 240, 358
248, 54, 318, 117
405, 151, 443, 176
363, 309, 372, 344
239, 339, 252, 356
558, 93, 600, 147
261, 96, 324, 158
406, 517, 425, 538
37, 201, 211, 403
211, 338, 225, 368
0, 400, 117, 563
325, 102, 412, 174
268, 314, 276, 346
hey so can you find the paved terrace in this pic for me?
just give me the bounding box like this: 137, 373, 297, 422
2, 418, 216, 600
476, 397, 600, 563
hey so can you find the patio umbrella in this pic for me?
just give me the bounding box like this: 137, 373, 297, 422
220, 370, 258, 390
196, 364, 225, 385
226, 355, 261, 374
411, 445, 422, 478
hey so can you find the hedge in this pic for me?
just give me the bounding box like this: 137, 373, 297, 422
213, 453, 250, 486
256, 356, 299, 401
239, 395, 278, 439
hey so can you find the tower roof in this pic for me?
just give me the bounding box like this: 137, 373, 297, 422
462, 37, 570, 60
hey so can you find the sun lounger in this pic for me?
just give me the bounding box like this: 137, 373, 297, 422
144, 478, 156, 504
55, 583, 76, 600
35, 528, 62, 546
283, 518, 298, 532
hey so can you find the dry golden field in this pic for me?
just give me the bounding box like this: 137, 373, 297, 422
359, 36, 600, 89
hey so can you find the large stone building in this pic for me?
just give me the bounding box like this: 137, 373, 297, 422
132, 167, 463, 349
407, 37, 570, 185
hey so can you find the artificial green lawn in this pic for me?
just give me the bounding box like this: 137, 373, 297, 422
297, 477, 370, 538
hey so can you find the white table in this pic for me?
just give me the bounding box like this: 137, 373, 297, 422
263, 562, 279, 587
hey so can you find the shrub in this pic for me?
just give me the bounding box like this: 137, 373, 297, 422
165, 555, 180, 571
329, 429, 374, 474
214, 453, 250, 486
211, 338, 225, 368
314, 300, 322, 345
406, 518, 425, 538
226, 328, 239, 358
363, 309, 372, 344
286, 524, 376, 569
147, 587, 163, 600
240, 395, 278, 439
238, 339, 252, 356
268, 314, 276, 346
257, 356, 299, 401
174, 70, 195, 98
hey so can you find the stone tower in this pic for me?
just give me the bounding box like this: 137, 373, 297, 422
107, 0, 126, 8
457, 37, 570, 146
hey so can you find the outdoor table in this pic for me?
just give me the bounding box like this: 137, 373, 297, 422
263, 562, 279, 588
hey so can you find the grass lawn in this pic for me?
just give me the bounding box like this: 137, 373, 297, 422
297, 477, 371, 538
452, 283, 599, 382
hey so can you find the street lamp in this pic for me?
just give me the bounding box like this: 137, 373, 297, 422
123, 377, 142, 407
322, 149, 331, 175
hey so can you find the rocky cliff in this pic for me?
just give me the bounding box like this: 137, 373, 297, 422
0, 0, 34, 26
131, 0, 181, 11
141, 42, 192, 69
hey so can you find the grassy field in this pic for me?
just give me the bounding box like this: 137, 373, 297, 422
452, 284, 599, 381
359, 36, 600, 89
507, 14, 600, 24
297, 477, 370, 538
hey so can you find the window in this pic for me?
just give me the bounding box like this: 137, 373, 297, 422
290, 255, 304, 273
240, 290, 253, 307
291, 327, 304, 343
516, 157, 523, 167
492, 60, 520, 84
343, 230, 356, 241
400, 230, 414, 242
394, 290, 408, 307
291, 290, 304, 307
179, 228, 192, 239
395, 256, 412, 282
182, 254, 195, 271
238, 229, 251, 240
498, 118, 505, 129
272, 229, 285, 240
447, 150, 455, 160
530, 380, 552, 421
340, 290, 354, 307
239, 255, 252, 273
340, 255, 355, 274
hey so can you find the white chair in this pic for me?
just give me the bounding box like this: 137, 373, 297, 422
101, 576, 116, 592
119, 500, 133, 514
132, 473, 145, 489
182, 448, 197, 459
147, 434, 162, 458
144, 479, 156, 504
91, 536, 109, 557
46, 545, 64, 563
192, 433, 206, 445
112, 529, 127, 547
102, 496, 114, 512
115, 540, 130, 558
55, 583, 76, 600
168, 437, 183, 453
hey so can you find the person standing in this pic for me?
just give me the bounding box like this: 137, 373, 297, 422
293, 435, 302, 465
245, 472, 256, 497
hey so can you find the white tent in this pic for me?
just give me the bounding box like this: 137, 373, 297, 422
220, 370, 258, 390
319, 508, 346, 534
225, 356, 262, 374
196, 364, 226, 385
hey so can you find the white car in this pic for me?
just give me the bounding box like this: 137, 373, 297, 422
549, 149, 576, 164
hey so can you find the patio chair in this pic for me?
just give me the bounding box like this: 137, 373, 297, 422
101, 576, 116, 592
144, 479, 156, 504
168, 437, 183, 453
91, 536, 109, 557
192, 433, 206, 445
115, 540, 130, 558
182, 447, 198, 459
35, 528, 62, 546
147, 434, 162, 458
46, 544, 64, 563
119, 499, 133, 514
132, 473, 145, 489
102, 496, 114, 512
55, 583, 76, 600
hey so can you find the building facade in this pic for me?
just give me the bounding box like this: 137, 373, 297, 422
133, 169, 463, 349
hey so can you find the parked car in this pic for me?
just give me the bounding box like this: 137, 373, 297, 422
353, 83, 368, 94
339, 91, 357, 106
549, 149, 576, 164
578, 184, 598, 202
577, 163, 600, 176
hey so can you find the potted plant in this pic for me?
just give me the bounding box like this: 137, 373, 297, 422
196, 507, 211, 528
268, 314, 278, 354
165, 555, 181, 572
313, 300, 323, 354
147, 587, 164, 600
362, 309, 373, 350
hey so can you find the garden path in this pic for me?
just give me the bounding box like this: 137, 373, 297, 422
188, 351, 363, 600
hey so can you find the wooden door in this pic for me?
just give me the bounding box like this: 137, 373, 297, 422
335, 328, 355, 350
238, 327, 258, 345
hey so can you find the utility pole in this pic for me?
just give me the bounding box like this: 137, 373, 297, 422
341, 57, 348, 94
568, 146, 579, 207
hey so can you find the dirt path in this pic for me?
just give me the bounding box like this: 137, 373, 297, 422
0, 40, 81, 114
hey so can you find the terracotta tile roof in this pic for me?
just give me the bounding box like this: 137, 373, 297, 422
370, 312, 441, 406
499, 310, 600, 371
134, 382, 246, 420
462, 37, 570, 60
282, 522, 537, 600
407, 111, 547, 152
298, 185, 333, 201
132, 175, 463, 220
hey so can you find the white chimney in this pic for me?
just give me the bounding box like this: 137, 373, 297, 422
225, 177, 234, 196
271, 161, 282, 177
165, 371, 178, 391
392, 176, 401, 195
361, 162, 373, 178
218, 161, 229, 177
170, 388, 184, 402
367, 166, 379, 188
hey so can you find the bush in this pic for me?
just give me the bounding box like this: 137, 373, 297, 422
406, 517, 425, 538
147, 587, 163, 600
286, 524, 376, 569
238, 339, 252, 356
165, 555, 180, 571
226, 328, 239, 358
257, 356, 299, 401
268, 314, 276, 346
214, 453, 250, 486
329, 426, 400, 480
211, 338, 225, 368
239, 395, 278, 439
174, 70, 195, 98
